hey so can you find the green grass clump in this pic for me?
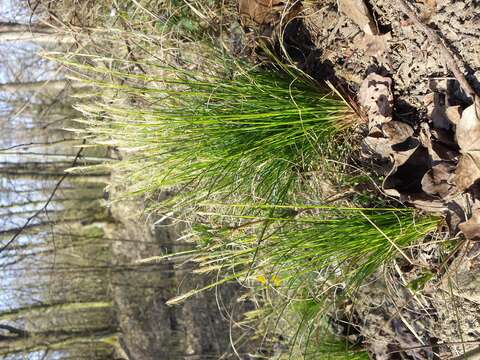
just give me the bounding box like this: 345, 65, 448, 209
290, 331, 370, 360
70, 53, 355, 210
148, 204, 437, 358
244, 296, 370, 360
148, 204, 438, 304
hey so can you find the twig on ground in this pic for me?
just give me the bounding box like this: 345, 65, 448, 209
396, 0, 480, 111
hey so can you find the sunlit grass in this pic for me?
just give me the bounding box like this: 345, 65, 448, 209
64, 52, 357, 211
142, 204, 438, 302
244, 301, 370, 359
142, 203, 438, 358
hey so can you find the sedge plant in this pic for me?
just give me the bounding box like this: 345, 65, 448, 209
62, 50, 357, 213
240, 283, 370, 359
142, 204, 439, 303
140, 203, 438, 358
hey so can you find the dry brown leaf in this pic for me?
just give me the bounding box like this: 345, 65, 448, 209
382, 120, 414, 143
239, 0, 283, 26
385, 122, 417, 168
456, 104, 480, 151
419, 123, 458, 163
459, 209, 480, 241
391, 147, 418, 168
445, 105, 462, 126
338, 0, 377, 35
363, 136, 395, 161
401, 195, 447, 214
360, 73, 417, 168
454, 154, 480, 191
421, 162, 455, 197
239, 0, 301, 28
358, 73, 393, 130
454, 104, 480, 191
365, 133, 416, 168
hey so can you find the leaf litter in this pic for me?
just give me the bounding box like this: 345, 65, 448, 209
359, 71, 480, 240
335, 1, 480, 356
235, 0, 480, 357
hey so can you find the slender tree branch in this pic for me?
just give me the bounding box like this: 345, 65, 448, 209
0, 140, 86, 253
0, 139, 74, 151
0, 324, 30, 338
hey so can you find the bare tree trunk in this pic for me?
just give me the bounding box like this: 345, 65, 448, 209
0, 79, 90, 93
0, 302, 112, 322
0, 331, 117, 356
0, 21, 52, 33
0, 21, 75, 43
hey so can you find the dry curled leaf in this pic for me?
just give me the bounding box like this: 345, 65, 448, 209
459, 209, 480, 241
359, 73, 417, 167
239, 0, 300, 28
454, 104, 480, 191
454, 154, 480, 191
338, 0, 377, 35
360, 75, 392, 157
455, 104, 480, 151
383, 120, 414, 143
445, 105, 462, 126
403, 195, 446, 214
358, 73, 393, 130
239, 0, 283, 24
421, 162, 455, 197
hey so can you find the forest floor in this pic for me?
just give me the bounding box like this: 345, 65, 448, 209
268, 1, 480, 358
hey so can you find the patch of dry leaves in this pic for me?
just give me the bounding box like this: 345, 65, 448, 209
359, 72, 480, 240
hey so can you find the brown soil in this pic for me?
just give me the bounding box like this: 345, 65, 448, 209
303, 0, 480, 113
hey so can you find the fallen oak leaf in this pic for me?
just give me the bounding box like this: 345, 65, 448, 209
358, 72, 393, 130
455, 104, 480, 151
385, 122, 417, 168
382, 120, 414, 143
240, 0, 284, 24
401, 193, 447, 214
445, 105, 462, 126
419, 123, 459, 163
359, 73, 417, 167
454, 154, 480, 192
421, 162, 456, 198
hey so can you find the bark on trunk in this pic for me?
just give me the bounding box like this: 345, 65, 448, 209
0, 79, 90, 93
0, 22, 75, 44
